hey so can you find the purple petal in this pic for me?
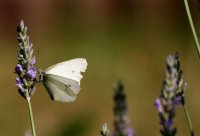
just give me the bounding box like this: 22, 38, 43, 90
174, 97, 180, 108
15, 78, 24, 92
30, 87, 36, 96
127, 128, 134, 136
27, 67, 37, 79
15, 77, 21, 84
15, 64, 23, 72
30, 56, 36, 65
167, 119, 173, 128
155, 98, 163, 113
183, 82, 187, 92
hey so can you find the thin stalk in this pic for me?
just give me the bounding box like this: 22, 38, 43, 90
183, 104, 195, 136
27, 97, 36, 136
184, 0, 200, 57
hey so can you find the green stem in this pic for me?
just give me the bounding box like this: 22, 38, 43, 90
183, 104, 195, 136
184, 0, 200, 58
27, 97, 36, 136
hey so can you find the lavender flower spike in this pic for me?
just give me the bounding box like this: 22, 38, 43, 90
15, 20, 37, 99
113, 81, 134, 136
155, 52, 186, 136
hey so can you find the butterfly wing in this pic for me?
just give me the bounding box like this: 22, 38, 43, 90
43, 74, 80, 102
43, 58, 87, 102
45, 58, 87, 85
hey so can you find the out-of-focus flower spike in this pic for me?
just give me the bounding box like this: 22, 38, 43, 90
155, 53, 179, 136
112, 81, 134, 136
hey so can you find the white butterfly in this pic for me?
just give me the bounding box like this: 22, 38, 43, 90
40, 58, 87, 102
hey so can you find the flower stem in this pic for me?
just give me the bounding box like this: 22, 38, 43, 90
27, 97, 36, 136
184, 0, 200, 58
183, 104, 195, 136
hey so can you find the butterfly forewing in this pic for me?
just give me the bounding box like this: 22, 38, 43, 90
45, 58, 87, 85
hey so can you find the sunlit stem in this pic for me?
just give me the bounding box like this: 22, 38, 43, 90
184, 0, 200, 57
26, 96, 36, 136
183, 104, 195, 136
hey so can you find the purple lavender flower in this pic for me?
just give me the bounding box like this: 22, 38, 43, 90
155, 52, 187, 136
15, 64, 23, 72
15, 20, 37, 99
28, 67, 37, 80
127, 128, 134, 136
112, 81, 134, 136
15, 78, 24, 92
155, 99, 163, 113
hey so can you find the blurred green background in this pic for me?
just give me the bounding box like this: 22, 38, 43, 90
1, 0, 200, 136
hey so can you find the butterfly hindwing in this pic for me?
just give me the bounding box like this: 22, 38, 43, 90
48, 74, 80, 94
43, 74, 80, 102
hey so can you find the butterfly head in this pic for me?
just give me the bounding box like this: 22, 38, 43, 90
38, 69, 45, 83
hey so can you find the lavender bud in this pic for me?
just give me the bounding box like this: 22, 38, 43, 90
23, 26, 27, 34
30, 87, 36, 96
29, 49, 33, 58
16, 78, 25, 92
28, 43, 33, 52
183, 82, 187, 92
155, 99, 163, 113
22, 78, 28, 87
19, 33, 25, 41
100, 123, 110, 136
20, 20, 24, 30
18, 89, 26, 99
15, 64, 23, 72
19, 43, 24, 49
27, 67, 37, 80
